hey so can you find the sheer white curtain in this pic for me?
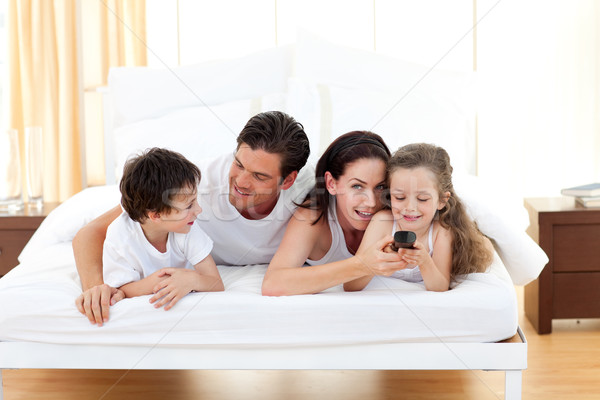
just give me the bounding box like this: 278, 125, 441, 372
476, 0, 600, 197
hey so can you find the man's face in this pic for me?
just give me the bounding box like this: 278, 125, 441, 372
228, 144, 285, 219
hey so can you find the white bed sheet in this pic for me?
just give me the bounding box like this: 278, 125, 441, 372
0, 247, 517, 346
0, 186, 518, 346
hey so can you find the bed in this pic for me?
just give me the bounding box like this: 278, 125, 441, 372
0, 32, 548, 399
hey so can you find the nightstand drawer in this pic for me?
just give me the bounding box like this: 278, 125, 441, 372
0, 202, 59, 277
553, 224, 600, 272
553, 272, 600, 318
0, 230, 36, 275
524, 197, 600, 333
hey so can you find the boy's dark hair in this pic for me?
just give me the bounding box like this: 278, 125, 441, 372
120, 147, 201, 223
236, 111, 310, 179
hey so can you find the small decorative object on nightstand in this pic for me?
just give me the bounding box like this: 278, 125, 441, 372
0, 202, 59, 277
524, 197, 600, 334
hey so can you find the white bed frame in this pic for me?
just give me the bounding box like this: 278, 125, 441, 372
0, 327, 526, 399
0, 55, 527, 399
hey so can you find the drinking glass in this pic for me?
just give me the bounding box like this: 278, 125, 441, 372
0, 129, 24, 210
25, 126, 43, 207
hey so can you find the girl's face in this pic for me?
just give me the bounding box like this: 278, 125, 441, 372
325, 158, 387, 232
389, 167, 449, 233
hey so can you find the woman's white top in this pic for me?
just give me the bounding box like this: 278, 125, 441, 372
305, 199, 353, 266
390, 219, 434, 282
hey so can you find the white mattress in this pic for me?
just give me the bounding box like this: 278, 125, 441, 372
0, 185, 519, 347
0, 247, 517, 347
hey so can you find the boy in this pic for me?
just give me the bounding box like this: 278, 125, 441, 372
103, 147, 224, 311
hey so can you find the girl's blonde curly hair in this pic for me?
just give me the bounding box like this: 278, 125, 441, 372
389, 143, 493, 280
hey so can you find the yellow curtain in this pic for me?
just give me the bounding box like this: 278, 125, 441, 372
8, 0, 146, 202
8, 0, 80, 202
83, 0, 147, 186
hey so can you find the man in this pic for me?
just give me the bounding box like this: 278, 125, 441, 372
73, 111, 313, 325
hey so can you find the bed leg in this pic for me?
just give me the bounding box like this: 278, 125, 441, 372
504, 370, 522, 400
0, 368, 4, 400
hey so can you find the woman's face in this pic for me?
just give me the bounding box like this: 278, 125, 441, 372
326, 158, 387, 232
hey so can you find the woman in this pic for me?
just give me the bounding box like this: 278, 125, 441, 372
262, 131, 406, 296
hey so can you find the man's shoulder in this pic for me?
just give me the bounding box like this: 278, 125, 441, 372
288, 162, 315, 197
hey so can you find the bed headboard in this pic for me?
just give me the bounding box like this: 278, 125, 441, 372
102, 32, 477, 185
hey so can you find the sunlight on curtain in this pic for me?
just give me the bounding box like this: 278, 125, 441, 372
83, 0, 147, 186
8, 0, 81, 202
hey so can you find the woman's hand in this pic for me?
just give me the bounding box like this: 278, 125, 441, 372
355, 236, 408, 276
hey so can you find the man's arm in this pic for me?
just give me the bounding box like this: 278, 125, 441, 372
73, 205, 123, 326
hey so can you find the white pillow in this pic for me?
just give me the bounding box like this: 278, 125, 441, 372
112, 92, 288, 183
453, 174, 549, 286
108, 45, 293, 129
294, 30, 475, 100
18, 186, 121, 265
287, 78, 476, 175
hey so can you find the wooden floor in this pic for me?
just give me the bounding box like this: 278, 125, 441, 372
3, 286, 600, 400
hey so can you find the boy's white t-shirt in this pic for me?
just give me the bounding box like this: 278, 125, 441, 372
103, 212, 213, 288
195, 153, 314, 266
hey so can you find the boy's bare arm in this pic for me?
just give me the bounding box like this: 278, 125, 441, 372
119, 272, 166, 299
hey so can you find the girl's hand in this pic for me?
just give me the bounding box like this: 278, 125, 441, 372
398, 240, 432, 268
149, 268, 199, 310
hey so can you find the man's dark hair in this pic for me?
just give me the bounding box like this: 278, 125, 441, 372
120, 147, 201, 223
236, 111, 310, 178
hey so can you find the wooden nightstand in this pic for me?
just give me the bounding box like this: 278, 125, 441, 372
0, 203, 60, 277
524, 197, 600, 334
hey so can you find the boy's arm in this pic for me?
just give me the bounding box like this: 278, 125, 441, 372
73, 205, 124, 326
149, 255, 224, 310
191, 254, 225, 292
119, 271, 167, 298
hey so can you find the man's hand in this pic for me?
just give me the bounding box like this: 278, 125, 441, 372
75, 284, 125, 326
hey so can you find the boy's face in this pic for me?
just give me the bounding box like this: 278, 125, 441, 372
228, 144, 287, 219
159, 190, 202, 234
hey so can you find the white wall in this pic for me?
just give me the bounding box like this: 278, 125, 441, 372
145, 0, 600, 199
146, 0, 473, 70
476, 0, 600, 197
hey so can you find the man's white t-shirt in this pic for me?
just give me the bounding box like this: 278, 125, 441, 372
195, 153, 314, 266
103, 212, 214, 288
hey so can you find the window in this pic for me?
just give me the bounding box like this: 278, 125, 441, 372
0, 1, 7, 130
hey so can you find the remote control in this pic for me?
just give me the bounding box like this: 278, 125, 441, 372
390, 231, 416, 252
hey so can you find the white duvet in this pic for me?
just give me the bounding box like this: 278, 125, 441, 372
0, 184, 541, 346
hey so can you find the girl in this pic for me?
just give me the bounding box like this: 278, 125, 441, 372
262, 131, 405, 296
344, 143, 493, 292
